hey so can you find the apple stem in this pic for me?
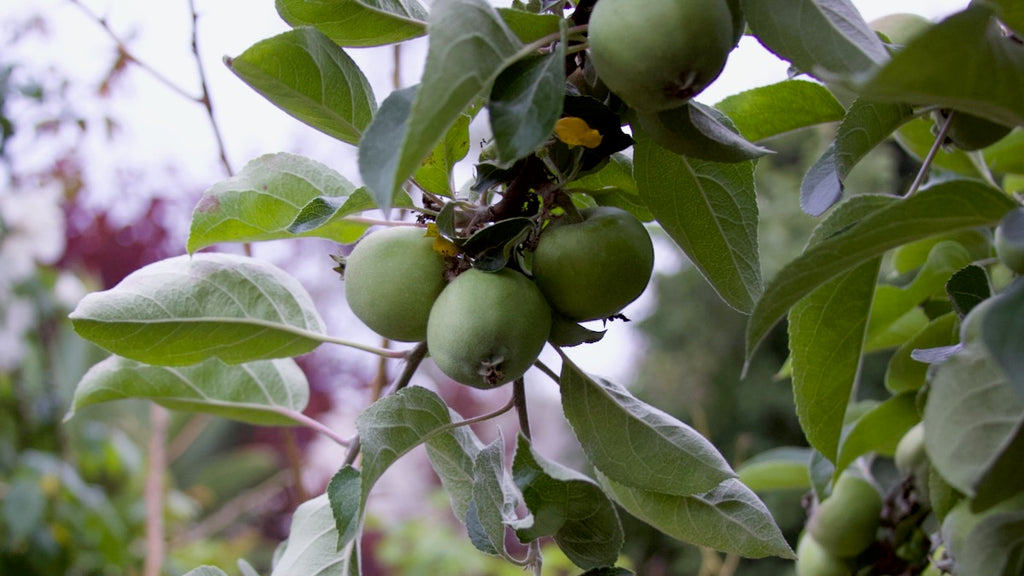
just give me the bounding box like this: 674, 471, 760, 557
907, 109, 955, 197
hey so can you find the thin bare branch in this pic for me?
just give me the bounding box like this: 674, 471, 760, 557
67, 0, 200, 103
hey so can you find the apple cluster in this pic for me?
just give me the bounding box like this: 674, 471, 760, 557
341, 206, 654, 389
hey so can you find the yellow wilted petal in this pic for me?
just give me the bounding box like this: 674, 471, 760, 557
554, 117, 603, 149
433, 236, 460, 257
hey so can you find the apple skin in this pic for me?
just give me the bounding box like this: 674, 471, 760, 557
426, 268, 551, 389
587, 0, 734, 112
995, 207, 1024, 274
344, 227, 447, 342
531, 206, 654, 322
809, 473, 883, 559
796, 534, 851, 576
935, 109, 1013, 151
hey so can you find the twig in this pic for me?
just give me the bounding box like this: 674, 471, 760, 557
283, 428, 309, 504
533, 359, 560, 385
341, 342, 430, 466
317, 334, 410, 358
187, 0, 233, 176
267, 406, 351, 448
906, 109, 955, 196
171, 469, 292, 545
166, 413, 212, 462
513, 377, 532, 439
144, 404, 169, 576
67, 0, 200, 103
370, 337, 390, 402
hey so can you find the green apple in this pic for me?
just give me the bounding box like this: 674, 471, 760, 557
796, 534, 852, 576
935, 109, 1013, 151
531, 206, 654, 322
344, 227, 447, 342
995, 207, 1024, 274
587, 0, 734, 111
426, 268, 551, 388
809, 472, 883, 559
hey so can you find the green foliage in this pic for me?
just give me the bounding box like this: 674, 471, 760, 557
60, 0, 1024, 574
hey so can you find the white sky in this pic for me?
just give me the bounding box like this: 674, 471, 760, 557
1, 0, 970, 384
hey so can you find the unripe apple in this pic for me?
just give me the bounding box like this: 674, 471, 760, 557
587, 0, 734, 111
934, 109, 1013, 151
343, 227, 447, 342
870, 13, 931, 45
809, 472, 883, 559
426, 268, 551, 388
895, 422, 927, 478
995, 207, 1024, 274
531, 206, 654, 322
796, 534, 851, 576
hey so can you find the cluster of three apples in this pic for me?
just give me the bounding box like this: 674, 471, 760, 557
343, 207, 654, 389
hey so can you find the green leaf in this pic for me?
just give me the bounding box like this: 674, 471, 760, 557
466, 436, 519, 558
891, 231, 992, 276
788, 258, 879, 463
835, 393, 919, 475
547, 312, 605, 348
497, 8, 561, 43
740, 0, 888, 80
559, 355, 735, 496
359, 0, 522, 211
991, 0, 1024, 35
425, 415, 485, 523
634, 103, 773, 163
69, 253, 326, 366
570, 154, 652, 223
983, 277, 1024, 402
714, 79, 846, 142
275, 0, 427, 47
599, 474, 796, 560
226, 27, 376, 145
237, 560, 260, 576
358, 85, 418, 211
460, 217, 534, 271
924, 345, 1024, 506
327, 466, 361, 549
188, 153, 369, 253
865, 240, 972, 351
736, 447, 813, 492
884, 312, 959, 394
634, 129, 762, 313
285, 189, 380, 237
271, 494, 359, 576
800, 100, 915, 215
2, 480, 44, 540
984, 129, 1024, 175
68, 356, 309, 426
512, 435, 624, 570
860, 5, 1024, 127
414, 112, 472, 198
946, 264, 992, 316
953, 494, 1024, 576
745, 181, 1016, 364
356, 386, 459, 509
490, 48, 565, 164
786, 195, 892, 462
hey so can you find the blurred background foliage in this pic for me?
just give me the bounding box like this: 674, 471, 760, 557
0, 6, 920, 576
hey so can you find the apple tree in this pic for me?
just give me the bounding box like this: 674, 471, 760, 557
64, 0, 1024, 574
